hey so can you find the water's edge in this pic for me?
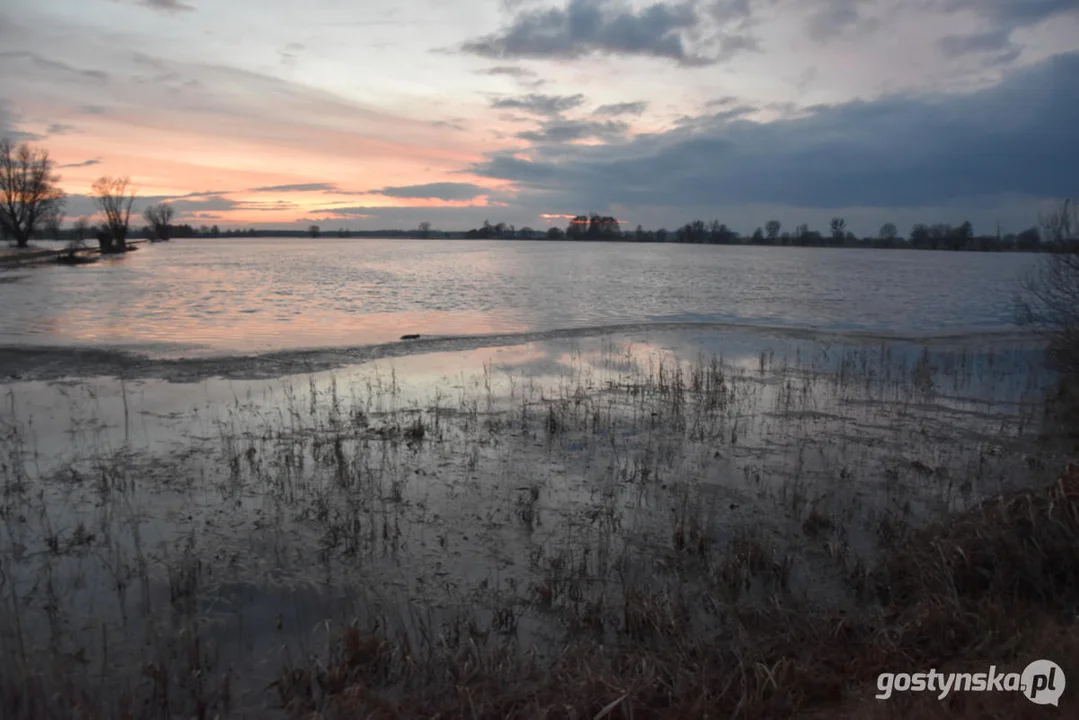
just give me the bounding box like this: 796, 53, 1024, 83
0, 320, 1045, 383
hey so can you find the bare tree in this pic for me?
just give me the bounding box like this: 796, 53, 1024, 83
1018, 199, 1079, 380
418, 221, 432, 238
143, 203, 175, 241
67, 215, 90, 256
309, 224, 320, 238
765, 220, 781, 241
879, 222, 898, 241
1040, 199, 1077, 245
0, 138, 66, 248
830, 217, 846, 241
42, 200, 65, 241
92, 176, 137, 250
73, 216, 89, 242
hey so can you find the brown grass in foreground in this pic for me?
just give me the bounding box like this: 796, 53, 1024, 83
279, 464, 1079, 719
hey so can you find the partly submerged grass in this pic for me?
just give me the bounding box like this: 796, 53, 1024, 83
0, 337, 1072, 718
276, 464, 1079, 719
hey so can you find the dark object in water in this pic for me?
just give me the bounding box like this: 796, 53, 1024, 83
400, 334, 421, 340
55, 254, 98, 266
96, 231, 135, 254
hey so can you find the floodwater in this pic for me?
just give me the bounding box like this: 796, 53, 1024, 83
0, 238, 1041, 355
0, 239, 1065, 717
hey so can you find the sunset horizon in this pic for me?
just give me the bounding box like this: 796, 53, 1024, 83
3, 0, 1078, 236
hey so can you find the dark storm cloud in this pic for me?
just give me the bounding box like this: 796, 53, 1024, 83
490, 93, 586, 115
0, 52, 109, 82
462, 0, 743, 66
468, 52, 1079, 209
934, 0, 1078, 58
939, 0, 1078, 26
369, 183, 489, 200
516, 118, 629, 142
594, 101, 648, 116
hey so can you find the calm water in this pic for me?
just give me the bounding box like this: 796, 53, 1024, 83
0, 238, 1041, 354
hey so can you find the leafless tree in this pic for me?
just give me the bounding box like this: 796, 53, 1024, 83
92, 176, 137, 249
418, 221, 432, 238
143, 203, 175, 241
1018, 199, 1079, 381
42, 200, 65, 240
66, 215, 91, 256
309, 224, 320, 238
73, 216, 89, 242
1040, 199, 1077, 245
0, 138, 66, 248
879, 222, 898, 241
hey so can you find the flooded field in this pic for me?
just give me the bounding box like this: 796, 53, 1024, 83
0, 326, 1068, 717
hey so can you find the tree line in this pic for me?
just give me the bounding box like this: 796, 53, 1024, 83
460, 212, 1074, 251
5, 137, 1074, 253
0, 138, 187, 254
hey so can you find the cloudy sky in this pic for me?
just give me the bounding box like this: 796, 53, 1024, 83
2, 0, 1077, 235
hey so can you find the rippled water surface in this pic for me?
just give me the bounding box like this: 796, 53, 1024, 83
0, 239, 1040, 353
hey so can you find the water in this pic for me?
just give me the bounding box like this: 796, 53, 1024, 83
0, 239, 1041, 355
0, 238, 1065, 716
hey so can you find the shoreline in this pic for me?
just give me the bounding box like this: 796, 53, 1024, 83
0, 321, 1046, 383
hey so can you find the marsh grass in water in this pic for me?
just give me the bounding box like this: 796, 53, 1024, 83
0, 333, 1073, 718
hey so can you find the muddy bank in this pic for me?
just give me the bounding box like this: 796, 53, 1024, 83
0, 321, 1044, 383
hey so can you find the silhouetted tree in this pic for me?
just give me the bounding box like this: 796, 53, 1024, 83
830, 217, 846, 241
92, 176, 136, 250
1041, 199, 1077, 245
751, 227, 764, 243
211, 224, 220, 238
1017, 200, 1079, 428
73, 216, 89, 242
41, 202, 64, 240
546, 226, 565, 240
418, 221, 432, 238
143, 203, 175, 241
0, 138, 66, 248
879, 222, 897, 241
910, 224, 930, 249
765, 220, 781, 242
950, 220, 973, 250
309, 224, 320, 238
1017, 227, 1041, 251
566, 215, 588, 239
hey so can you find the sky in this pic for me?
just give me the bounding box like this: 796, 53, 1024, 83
1, 0, 1078, 236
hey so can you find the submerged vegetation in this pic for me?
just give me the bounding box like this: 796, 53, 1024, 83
0, 333, 1074, 718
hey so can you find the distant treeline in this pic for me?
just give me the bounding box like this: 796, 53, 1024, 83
462, 214, 1075, 252
29, 214, 1074, 252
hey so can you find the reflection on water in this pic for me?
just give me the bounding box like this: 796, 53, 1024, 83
0, 238, 1040, 353
0, 326, 1064, 716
